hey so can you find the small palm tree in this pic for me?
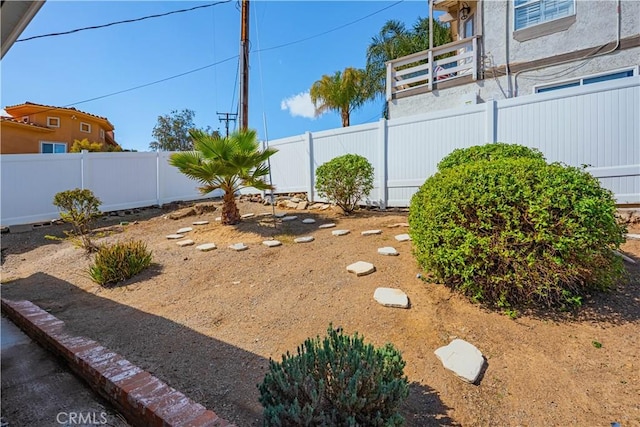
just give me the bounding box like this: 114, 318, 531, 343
310, 67, 373, 127
169, 129, 277, 225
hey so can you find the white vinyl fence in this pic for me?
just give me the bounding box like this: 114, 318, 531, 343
1, 77, 638, 226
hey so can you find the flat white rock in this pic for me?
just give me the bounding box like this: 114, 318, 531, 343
215, 217, 222, 221
434, 339, 485, 384
294, 236, 315, 243
395, 233, 411, 242
192, 221, 209, 225
176, 239, 194, 247
196, 243, 217, 251
387, 222, 410, 228
241, 213, 255, 218
282, 216, 298, 222
361, 229, 382, 236
626, 233, 640, 240
318, 223, 336, 229
346, 261, 375, 276
378, 247, 399, 256
166, 234, 184, 239
373, 287, 409, 308
332, 229, 350, 236
262, 240, 282, 247
302, 218, 316, 224
229, 243, 248, 251
176, 227, 193, 234
258, 212, 271, 217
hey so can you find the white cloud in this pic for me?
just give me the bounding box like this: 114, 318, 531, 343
280, 92, 317, 119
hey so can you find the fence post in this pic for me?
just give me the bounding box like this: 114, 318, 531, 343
80, 149, 88, 189
485, 99, 497, 143
377, 118, 388, 209
156, 151, 162, 207
306, 131, 314, 202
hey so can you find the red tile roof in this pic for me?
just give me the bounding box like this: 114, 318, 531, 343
4, 102, 114, 129
0, 115, 53, 130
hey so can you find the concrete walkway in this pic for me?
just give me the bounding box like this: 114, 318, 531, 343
1, 315, 128, 427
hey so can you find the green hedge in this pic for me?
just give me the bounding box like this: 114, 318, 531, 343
437, 142, 546, 171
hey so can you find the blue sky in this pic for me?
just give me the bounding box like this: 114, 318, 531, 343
2, 0, 434, 152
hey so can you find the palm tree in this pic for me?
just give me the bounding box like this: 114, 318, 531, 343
169, 129, 277, 225
310, 67, 373, 127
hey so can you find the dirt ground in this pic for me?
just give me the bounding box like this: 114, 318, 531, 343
1, 200, 639, 427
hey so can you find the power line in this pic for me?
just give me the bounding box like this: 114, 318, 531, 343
16, 0, 233, 42
50, 1, 406, 109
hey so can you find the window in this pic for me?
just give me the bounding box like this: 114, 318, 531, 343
534, 67, 638, 93
47, 117, 60, 127
515, 0, 574, 30
99, 129, 105, 139
41, 142, 67, 154
80, 122, 91, 133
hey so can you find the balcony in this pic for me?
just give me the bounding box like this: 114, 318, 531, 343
386, 35, 481, 101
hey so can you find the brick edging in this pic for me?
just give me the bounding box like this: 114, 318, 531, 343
1, 299, 235, 427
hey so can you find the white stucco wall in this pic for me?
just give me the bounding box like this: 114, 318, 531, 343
389, 0, 640, 119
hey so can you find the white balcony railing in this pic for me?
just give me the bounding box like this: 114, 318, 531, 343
386, 35, 480, 100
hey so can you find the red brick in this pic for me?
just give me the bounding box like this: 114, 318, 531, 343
162, 403, 208, 426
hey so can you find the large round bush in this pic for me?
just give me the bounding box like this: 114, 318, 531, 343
437, 142, 546, 171
258, 326, 409, 426
409, 157, 626, 309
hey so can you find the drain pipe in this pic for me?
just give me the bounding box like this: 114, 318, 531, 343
513, 0, 621, 97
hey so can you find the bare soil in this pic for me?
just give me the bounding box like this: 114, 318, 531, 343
1, 200, 639, 426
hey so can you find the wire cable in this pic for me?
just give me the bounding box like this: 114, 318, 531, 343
16, 1, 233, 42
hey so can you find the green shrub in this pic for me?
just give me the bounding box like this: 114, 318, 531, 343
409, 156, 626, 310
89, 240, 152, 286
258, 326, 409, 426
437, 142, 546, 171
315, 154, 374, 214
53, 188, 102, 252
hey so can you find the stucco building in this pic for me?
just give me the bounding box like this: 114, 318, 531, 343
1, 102, 118, 154
387, 0, 640, 117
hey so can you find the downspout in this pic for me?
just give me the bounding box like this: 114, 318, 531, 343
505, 0, 512, 97
513, 0, 621, 96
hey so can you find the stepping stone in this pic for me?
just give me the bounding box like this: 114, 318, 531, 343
196, 243, 217, 251
166, 234, 184, 239
241, 213, 255, 219
395, 234, 411, 242
274, 212, 286, 218
378, 247, 399, 256
626, 233, 640, 240
177, 227, 193, 234
176, 239, 195, 247
229, 243, 248, 251
346, 261, 375, 276
294, 236, 315, 243
374, 287, 409, 308
434, 339, 485, 384
387, 222, 409, 228
318, 223, 336, 229
282, 216, 298, 222
262, 240, 282, 247
302, 218, 316, 224
192, 221, 209, 225
215, 217, 222, 221
332, 229, 350, 236
361, 229, 382, 236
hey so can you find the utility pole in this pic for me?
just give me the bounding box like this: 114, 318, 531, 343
217, 112, 237, 138
239, 0, 250, 130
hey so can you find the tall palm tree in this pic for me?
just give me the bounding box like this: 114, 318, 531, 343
169, 129, 277, 225
310, 67, 373, 127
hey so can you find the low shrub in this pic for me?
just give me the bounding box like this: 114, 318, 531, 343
315, 154, 374, 214
89, 240, 152, 286
437, 142, 546, 171
53, 188, 102, 252
258, 326, 409, 426
409, 156, 626, 310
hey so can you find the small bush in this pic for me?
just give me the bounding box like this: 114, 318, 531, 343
89, 241, 152, 286
409, 156, 626, 310
315, 154, 374, 214
437, 142, 546, 171
258, 326, 409, 426
53, 188, 102, 251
